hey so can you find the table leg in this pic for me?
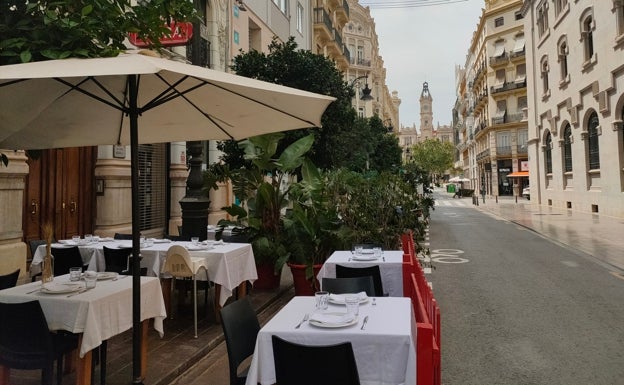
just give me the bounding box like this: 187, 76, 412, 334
161, 277, 172, 318
214, 284, 222, 323
75, 337, 93, 385
0, 365, 9, 385
237, 280, 248, 298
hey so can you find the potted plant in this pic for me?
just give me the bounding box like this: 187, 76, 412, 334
284, 159, 341, 295
218, 133, 315, 290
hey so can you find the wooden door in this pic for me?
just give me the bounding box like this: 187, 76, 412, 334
23, 147, 95, 255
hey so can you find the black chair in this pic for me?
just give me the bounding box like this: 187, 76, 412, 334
113, 233, 133, 240
0, 269, 20, 290
336, 264, 385, 297
220, 297, 260, 385
271, 335, 360, 385
29, 239, 49, 282
50, 246, 85, 277
321, 276, 376, 297
103, 246, 147, 276
0, 300, 78, 385
165, 234, 191, 242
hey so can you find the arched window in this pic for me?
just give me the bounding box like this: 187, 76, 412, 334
587, 112, 600, 170
541, 59, 549, 95
563, 124, 572, 172
582, 14, 594, 61
558, 39, 568, 81
545, 132, 553, 174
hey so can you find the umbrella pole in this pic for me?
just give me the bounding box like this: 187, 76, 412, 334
129, 74, 144, 385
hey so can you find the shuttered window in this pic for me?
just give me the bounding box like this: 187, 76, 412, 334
138, 144, 167, 233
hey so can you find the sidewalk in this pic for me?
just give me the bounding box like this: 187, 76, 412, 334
471, 193, 624, 273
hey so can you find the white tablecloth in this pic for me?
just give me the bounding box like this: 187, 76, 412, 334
0, 274, 166, 357
316, 250, 405, 297
246, 296, 417, 385
33, 241, 258, 306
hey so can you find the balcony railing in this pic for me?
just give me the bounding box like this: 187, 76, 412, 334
489, 53, 508, 66
516, 144, 528, 154
314, 8, 332, 32
496, 146, 512, 156
491, 111, 525, 126
476, 149, 490, 161
510, 47, 526, 59
490, 79, 527, 95
350, 57, 371, 66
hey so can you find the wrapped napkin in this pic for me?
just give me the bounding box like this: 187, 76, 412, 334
309, 312, 355, 324
329, 291, 368, 304
42, 282, 82, 293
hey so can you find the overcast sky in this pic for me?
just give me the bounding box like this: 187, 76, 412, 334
362, 0, 484, 130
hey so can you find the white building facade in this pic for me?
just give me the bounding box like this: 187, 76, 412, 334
520, 0, 624, 218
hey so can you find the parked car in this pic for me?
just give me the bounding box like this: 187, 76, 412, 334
522, 186, 530, 200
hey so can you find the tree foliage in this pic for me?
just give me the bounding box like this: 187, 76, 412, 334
0, 0, 197, 65
409, 138, 454, 177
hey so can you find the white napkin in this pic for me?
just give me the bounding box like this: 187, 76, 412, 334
309, 313, 355, 324
42, 282, 82, 293
329, 291, 368, 304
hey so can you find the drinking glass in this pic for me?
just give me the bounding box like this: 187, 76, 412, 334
85, 234, 93, 243
72, 235, 80, 244
315, 291, 329, 311
345, 295, 359, 317
69, 267, 82, 282
191, 237, 199, 245
84, 271, 97, 289
354, 245, 363, 255
373, 247, 382, 258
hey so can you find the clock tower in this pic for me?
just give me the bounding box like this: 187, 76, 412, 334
419, 82, 434, 140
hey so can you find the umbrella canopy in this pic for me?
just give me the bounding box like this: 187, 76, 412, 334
449, 176, 470, 183
0, 51, 334, 149
0, 51, 334, 384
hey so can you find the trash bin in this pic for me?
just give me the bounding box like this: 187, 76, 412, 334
447, 184, 456, 193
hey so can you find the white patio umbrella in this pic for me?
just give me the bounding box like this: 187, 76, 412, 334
0, 50, 334, 383
448, 176, 470, 183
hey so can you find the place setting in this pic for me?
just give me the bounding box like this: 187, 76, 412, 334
301, 290, 365, 329
351, 246, 384, 261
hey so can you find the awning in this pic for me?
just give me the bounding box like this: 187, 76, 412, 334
507, 171, 529, 177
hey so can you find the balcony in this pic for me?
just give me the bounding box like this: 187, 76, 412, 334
496, 146, 512, 156
313, 8, 333, 42
350, 57, 372, 67
489, 52, 508, 68
490, 79, 527, 96
510, 47, 526, 62
491, 111, 525, 126
476, 148, 490, 161
335, 0, 349, 27
516, 144, 528, 155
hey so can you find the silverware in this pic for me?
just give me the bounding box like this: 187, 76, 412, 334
295, 313, 309, 329
66, 287, 92, 297
360, 315, 369, 330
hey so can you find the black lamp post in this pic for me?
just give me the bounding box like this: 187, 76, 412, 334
350, 75, 374, 101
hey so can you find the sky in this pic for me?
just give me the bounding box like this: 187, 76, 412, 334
361, 0, 484, 130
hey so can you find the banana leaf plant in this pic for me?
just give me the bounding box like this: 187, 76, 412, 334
218, 132, 315, 274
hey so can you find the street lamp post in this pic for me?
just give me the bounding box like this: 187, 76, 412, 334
350, 75, 373, 116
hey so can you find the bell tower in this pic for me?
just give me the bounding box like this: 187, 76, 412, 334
419, 82, 434, 140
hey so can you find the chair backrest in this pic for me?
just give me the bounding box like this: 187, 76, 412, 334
321, 276, 375, 297
50, 246, 84, 277
271, 335, 360, 385
103, 246, 133, 274
164, 234, 190, 242
0, 300, 54, 368
0, 269, 20, 290
162, 245, 194, 278
335, 264, 384, 297
113, 233, 133, 240
28, 239, 48, 259
220, 297, 260, 385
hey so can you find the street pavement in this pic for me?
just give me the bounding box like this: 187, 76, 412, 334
436, 187, 624, 274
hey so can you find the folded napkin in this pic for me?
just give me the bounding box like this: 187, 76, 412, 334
42, 282, 82, 293
309, 312, 355, 324
329, 291, 368, 304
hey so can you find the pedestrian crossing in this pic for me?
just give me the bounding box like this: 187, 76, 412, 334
434, 199, 474, 208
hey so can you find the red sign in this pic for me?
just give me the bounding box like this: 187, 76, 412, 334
128, 21, 193, 48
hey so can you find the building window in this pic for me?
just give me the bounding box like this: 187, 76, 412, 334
587, 112, 600, 170
541, 58, 549, 96
581, 14, 595, 62
495, 17, 504, 27
296, 3, 304, 33
233, 30, 239, 45
518, 96, 527, 110
272, 0, 287, 14
554, 0, 568, 18
563, 124, 573, 172
537, 1, 549, 37
558, 38, 569, 81
616, 0, 624, 37
545, 132, 553, 174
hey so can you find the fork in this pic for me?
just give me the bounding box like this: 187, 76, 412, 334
295, 313, 309, 329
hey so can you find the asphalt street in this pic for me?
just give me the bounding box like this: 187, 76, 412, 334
428, 193, 624, 385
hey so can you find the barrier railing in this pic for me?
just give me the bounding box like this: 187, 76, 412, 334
402, 231, 441, 385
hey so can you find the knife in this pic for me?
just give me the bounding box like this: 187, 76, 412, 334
360, 315, 369, 330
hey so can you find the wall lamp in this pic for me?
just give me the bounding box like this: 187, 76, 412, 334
236, 0, 247, 11
350, 75, 374, 101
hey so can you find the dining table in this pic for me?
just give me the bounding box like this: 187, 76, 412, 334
32, 239, 258, 307
0, 273, 166, 385
245, 295, 416, 385
316, 250, 405, 297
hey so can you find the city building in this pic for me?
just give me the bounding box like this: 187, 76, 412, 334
456, 0, 528, 197
520, 0, 624, 218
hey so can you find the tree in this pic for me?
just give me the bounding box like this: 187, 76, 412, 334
408, 138, 454, 181
229, 37, 360, 170
0, 0, 197, 65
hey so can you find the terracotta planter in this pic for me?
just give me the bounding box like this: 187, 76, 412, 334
253, 263, 281, 290
288, 262, 322, 296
